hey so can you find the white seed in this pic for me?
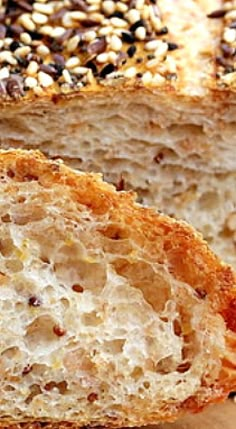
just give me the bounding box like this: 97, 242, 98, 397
96, 52, 109, 63
71, 66, 88, 75
165, 56, 177, 73
0, 51, 17, 65
141, 4, 150, 19
227, 212, 236, 231
87, 4, 99, 12
151, 17, 162, 31
32, 11, 48, 24
0, 67, 9, 80
65, 56, 80, 69
0, 41, 3, 49
108, 51, 117, 62
102, 0, 115, 15
110, 34, 122, 51
154, 41, 168, 58
87, 69, 94, 84
39, 25, 53, 35
135, 26, 146, 40
62, 12, 74, 27
19, 13, 36, 31
67, 35, 80, 52
136, 0, 144, 10
112, 28, 123, 36
33, 2, 54, 15
152, 73, 165, 85
89, 12, 104, 22
52, 27, 66, 38
124, 66, 136, 78
145, 39, 164, 51
110, 17, 128, 28
87, 0, 100, 4
126, 8, 140, 24
26, 61, 39, 76
15, 46, 31, 57
25, 76, 38, 88
223, 27, 236, 44
69, 11, 87, 20
116, 2, 128, 12
225, 10, 236, 21
33, 85, 44, 96
146, 58, 159, 69
38, 71, 54, 87
62, 69, 73, 84
98, 26, 113, 36
83, 30, 97, 42
4, 37, 13, 47
20, 32, 32, 45
36, 44, 50, 57
142, 71, 153, 85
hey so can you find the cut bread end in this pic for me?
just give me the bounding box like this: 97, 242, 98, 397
0, 149, 235, 427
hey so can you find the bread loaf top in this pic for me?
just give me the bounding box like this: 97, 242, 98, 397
0, 0, 233, 103
0, 149, 236, 426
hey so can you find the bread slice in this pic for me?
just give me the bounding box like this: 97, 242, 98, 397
0, 149, 236, 427
0, 0, 235, 268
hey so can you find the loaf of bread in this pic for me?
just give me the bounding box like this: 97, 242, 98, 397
0, 149, 236, 427
0, 1, 235, 267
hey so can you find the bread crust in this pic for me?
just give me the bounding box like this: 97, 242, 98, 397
0, 149, 236, 426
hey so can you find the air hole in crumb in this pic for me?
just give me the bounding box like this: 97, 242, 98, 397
4, 385, 15, 392
22, 364, 33, 376
6, 259, 23, 273
0, 239, 14, 256
7, 169, 15, 178
173, 319, 182, 336
44, 380, 68, 394
176, 361, 191, 373
155, 356, 175, 374
82, 312, 103, 326
17, 196, 26, 203
26, 316, 58, 349
131, 366, 143, 380
25, 384, 42, 404
1, 213, 11, 223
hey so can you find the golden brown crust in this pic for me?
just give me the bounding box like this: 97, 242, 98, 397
0, 149, 236, 424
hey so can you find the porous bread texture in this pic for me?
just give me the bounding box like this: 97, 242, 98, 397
0, 150, 236, 427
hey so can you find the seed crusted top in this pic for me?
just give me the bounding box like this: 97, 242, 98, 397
0, 0, 179, 100
208, 1, 236, 87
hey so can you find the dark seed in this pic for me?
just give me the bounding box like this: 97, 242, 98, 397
127, 45, 136, 58
195, 288, 207, 299
0, 24, 6, 39
154, 152, 164, 163
85, 60, 98, 75
16, 56, 28, 67
116, 177, 125, 191
17, 0, 33, 12
39, 64, 57, 76
53, 325, 66, 337
221, 43, 235, 57
109, 11, 124, 19
22, 365, 32, 376
53, 54, 65, 67
147, 53, 155, 60
230, 21, 236, 29
71, 0, 88, 12
72, 284, 84, 293
136, 72, 143, 78
6, 78, 24, 99
28, 296, 41, 307
207, 9, 226, 19
121, 31, 135, 44
87, 36, 107, 55
100, 63, 115, 78
130, 19, 146, 33
156, 26, 168, 35
9, 40, 20, 52
167, 42, 179, 51
136, 57, 143, 63
87, 392, 98, 402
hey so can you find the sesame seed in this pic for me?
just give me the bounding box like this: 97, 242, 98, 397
67, 35, 80, 52
39, 25, 53, 36
33, 2, 54, 15
98, 25, 113, 36
126, 9, 141, 24
142, 71, 153, 84
146, 58, 159, 68
83, 30, 97, 42
154, 41, 168, 58
69, 11, 87, 20
96, 52, 109, 63
32, 11, 48, 25
52, 27, 66, 38
33, 85, 44, 96
102, 0, 116, 16
136, 0, 144, 10
116, 2, 128, 13
124, 66, 136, 78
141, 4, 150, 20
110, 17, 128, 28
165, 56, 177, 73
224, 28, 236, 44
26, 60, 39, 75
66, 56, 80, 69
36, 44, 50, 57
135, 26, 146, 40
108, 50, 117, 62
110, 34, 122, 51
15, 46, 31, 57
0, 67, 9, 80
145, 39, 163, 51
0, 51, 17, 65
25, 76, 38, 88
152, 17, 162, 31
19, 14, 36, 32
20, 32, 32, 45
38, 71, 54, 87
71, 66, 88, 75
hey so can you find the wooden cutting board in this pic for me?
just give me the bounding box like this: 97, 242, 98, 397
157, 400, 236, 429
